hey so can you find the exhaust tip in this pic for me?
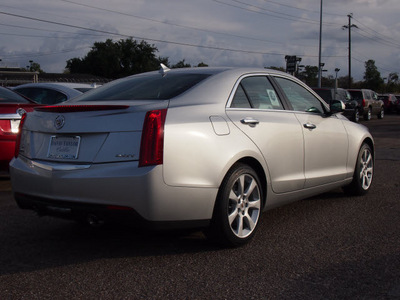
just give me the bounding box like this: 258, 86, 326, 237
87, 214, 105, 228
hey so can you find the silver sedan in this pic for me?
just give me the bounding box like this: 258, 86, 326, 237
10, 67, 374, 246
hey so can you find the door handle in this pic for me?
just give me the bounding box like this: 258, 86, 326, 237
303, 123, 316, 129
241, 118, 259, 127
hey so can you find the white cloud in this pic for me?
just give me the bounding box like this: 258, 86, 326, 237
0, 0, 399, 80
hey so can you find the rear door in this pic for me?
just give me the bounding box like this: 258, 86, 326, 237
226, 75, 305, 193
272, 76, 349, 188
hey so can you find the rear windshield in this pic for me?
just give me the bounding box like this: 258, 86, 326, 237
348, 90, 363, 100
0, 87, 31, 104
71, 73, 211, 102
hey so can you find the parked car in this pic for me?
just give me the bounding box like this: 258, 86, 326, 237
347, 89, 384, 120
396, 95, 400, 113
312, 87, 362, 122
13, 82, 96, 105
378, 94, 398, 113
0, 87, 40, 174
10, 67, 374, 246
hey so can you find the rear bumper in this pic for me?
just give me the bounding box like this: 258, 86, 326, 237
14, 192, 210, 230
10, 156, 218, 226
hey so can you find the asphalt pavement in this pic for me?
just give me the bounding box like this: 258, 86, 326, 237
0, 114, 399, 299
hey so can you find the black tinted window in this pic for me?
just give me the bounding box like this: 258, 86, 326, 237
348, 91, 363, 100
72, 73, 211, 101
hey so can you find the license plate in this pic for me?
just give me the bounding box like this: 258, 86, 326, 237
10, 120, 20, 133
47, 136, 81, 159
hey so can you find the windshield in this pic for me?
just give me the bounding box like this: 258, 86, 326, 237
70, 73, 211, 102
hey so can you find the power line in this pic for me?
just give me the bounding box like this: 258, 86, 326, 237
0, 22, 109, 37
59, 0, 320, 49
259, 0, 343, 17
0, 10, 345, 60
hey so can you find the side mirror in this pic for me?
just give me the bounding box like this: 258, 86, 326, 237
330, 100, 345, 114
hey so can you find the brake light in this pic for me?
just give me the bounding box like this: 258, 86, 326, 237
362, 99, 366, 107
14, 113, 27, 158
34, 105, 129, 112
139, 109, 167, 167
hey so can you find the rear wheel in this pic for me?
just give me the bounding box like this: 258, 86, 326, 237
364, 107, 372, 121
353, 109, 360, 123
378, 106, 384, 119
343, 143, 373, 196
207, 163, 262, 247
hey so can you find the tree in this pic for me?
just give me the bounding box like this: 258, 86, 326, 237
26, 61, 44, 74
171, 59, 191, 69
197, 62, 208, 67
363, 59, 383, 91
66, 39, 164, 78
297, 65, 319, 87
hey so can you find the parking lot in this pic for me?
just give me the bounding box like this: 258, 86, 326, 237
1, 115, 399, 299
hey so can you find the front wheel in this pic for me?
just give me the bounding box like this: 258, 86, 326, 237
343, 143, 374, 196
206, 163, 262, 247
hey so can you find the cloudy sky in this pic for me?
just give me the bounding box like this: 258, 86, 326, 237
0, 0, 399, 81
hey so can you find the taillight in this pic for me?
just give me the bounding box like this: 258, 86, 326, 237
14, 113, 27, 158
362, 99, 366, 107
139, 109, 167, 167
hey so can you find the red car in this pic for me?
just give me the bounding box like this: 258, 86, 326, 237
0, 87, 40, 174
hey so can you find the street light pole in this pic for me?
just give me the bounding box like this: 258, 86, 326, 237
343, 14, 358, 89
317, 0, 323, 88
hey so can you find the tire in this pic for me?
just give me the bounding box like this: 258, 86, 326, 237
206, 163, 262, 247
378, 106, 384, 119
353, 109, 360, 123
343, 143, 373, 196
364, 107, 372, 121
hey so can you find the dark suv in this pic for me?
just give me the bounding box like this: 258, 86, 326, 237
312, 87, 362, 122
347, 89, 384, 121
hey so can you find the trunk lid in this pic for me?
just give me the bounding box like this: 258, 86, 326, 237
19, 102, 168, 164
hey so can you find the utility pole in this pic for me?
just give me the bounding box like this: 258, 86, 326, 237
342, 14, 358, 88
317, 0, 323, 88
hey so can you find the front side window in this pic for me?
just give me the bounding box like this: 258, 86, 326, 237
274, 77, 325, 113
231, 76, 283, 110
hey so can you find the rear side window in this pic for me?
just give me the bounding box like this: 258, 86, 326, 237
72, 73, 211, 101
231, 76, 283, 110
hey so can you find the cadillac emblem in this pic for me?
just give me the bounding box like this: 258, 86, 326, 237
16, 108, 26, 116
54, 115, 65, 130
